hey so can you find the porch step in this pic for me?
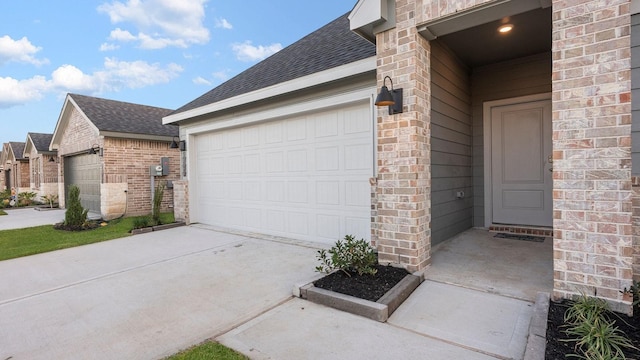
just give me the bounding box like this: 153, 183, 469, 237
489, 225, 552, 237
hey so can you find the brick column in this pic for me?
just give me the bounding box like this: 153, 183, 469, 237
173, 180, 190, 224
552, 0, 634, 311
375, 2, 431, 273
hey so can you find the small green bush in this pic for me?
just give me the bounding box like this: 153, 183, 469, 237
152, 182, 165, 225
132, 216, 151, 230
64, 185, 88, 227
18, 191, 37, 206
315, 235, 377, 277
562, 293, 637, 359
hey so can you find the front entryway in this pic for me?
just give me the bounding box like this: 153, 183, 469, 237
484, 94, 552, 228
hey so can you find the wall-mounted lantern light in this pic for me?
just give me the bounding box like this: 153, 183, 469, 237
88, 144, 102, 156
48, 155, 56, 163
374, 75, 403, 115
170, 136, 186, 151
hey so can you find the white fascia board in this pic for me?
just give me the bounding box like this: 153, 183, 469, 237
183, 86, 376, 137
349, 0, 387, 30
163, 57, 376, 125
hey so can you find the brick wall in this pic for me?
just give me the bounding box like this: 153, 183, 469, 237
103, 137, 180, 217
552, 0, 634, 309
173, 180, 189, 224
375, 0, 432, 273
56, 106, 100, 208
17, 161, 30, 190
633, 179, 640, 281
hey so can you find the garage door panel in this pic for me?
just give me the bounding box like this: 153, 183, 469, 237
193, 103, 372, 244
64, 154, 101, 214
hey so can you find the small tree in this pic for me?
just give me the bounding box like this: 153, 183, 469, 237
64, 185, 88, 227
152, 182, 165, 225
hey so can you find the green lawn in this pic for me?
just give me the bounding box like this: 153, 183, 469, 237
0, 213, 174, 261
0, 209, 6, 216
166, 342, 248, 360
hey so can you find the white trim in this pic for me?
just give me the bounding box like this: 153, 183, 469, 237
482, 93, 551, 228
632, 0, 640, 15
163, 57, 377, 125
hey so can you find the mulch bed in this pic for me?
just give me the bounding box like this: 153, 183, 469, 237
313, 264, 410, 302
545, 300, 640, 359
53, 220, 101, 231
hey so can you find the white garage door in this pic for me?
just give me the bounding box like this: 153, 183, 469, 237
192, 103, 373, 244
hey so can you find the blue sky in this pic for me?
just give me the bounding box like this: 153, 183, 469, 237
0, 0, 357, 146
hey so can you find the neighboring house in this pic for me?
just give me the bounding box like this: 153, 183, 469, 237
50, 93, 180, 220
1, 142, 30, 194
0, 150, 4, 191
165, 0, 640, 312
23, 133, 58, 203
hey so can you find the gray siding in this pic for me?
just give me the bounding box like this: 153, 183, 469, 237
430, 40, 473, 246
470, 53, 552, 227
632, 14, 640, 175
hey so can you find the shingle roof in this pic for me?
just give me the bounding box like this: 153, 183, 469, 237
28, 133, 54, 153
9, 142, 26, 160
172, 12, 375, 115
70, 94, 177, 137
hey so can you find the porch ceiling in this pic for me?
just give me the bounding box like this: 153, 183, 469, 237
437, 7, 551, 68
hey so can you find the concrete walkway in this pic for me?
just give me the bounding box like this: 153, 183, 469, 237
0, 222, 544, 360
0, 207, 65, 230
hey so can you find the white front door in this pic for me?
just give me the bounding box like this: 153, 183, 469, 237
490, 98, 552, 227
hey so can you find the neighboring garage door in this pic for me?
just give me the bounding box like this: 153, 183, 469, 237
192, 102, 374, 244
64, 153, 101, 214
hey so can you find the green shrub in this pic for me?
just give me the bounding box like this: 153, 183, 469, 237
562, 293, 637, 359
315, 235, 377, 277
132, 216, 151, 230
152, 182, 165, 225
18, 191, 37, 206
42, 194, 59, 208
64, 185, 88, 227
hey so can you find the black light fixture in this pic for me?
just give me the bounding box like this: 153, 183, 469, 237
170, 136, 186, 151
88, 144, 102, 156
48, 155, 55, 162
375, 75, 403, 115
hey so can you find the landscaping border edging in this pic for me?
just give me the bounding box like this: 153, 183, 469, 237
295, 272, 423, 322
523, 292, 549, 360
130, 222, 185, 235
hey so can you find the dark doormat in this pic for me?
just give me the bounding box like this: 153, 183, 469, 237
494, 232, 546, 242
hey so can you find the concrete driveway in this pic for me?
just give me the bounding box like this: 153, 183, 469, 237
0, 208, 65, 230
0, 226, 320, 360
0, 223, 540, 360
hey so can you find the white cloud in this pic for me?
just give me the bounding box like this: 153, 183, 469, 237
0, 76, 49, 108
192, 76, 211, 86
0, 58, 183, 108
211, 70, 229, 81
232, 41, 282, 62
109, 28, 137, 42
0, 35, 49, 66
99, 43, 120, 51
51, 65, 97, 92
98, 0, 209, 49
215, 18, 232, 29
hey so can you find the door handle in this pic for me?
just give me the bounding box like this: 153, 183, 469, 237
547, 155, 553, 164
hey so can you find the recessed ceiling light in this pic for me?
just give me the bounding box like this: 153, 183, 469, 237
498, 24, 514, 33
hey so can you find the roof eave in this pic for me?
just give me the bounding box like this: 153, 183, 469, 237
99, 131, 176, 142
348, 0, 396, 42
163, 56, 377, 125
